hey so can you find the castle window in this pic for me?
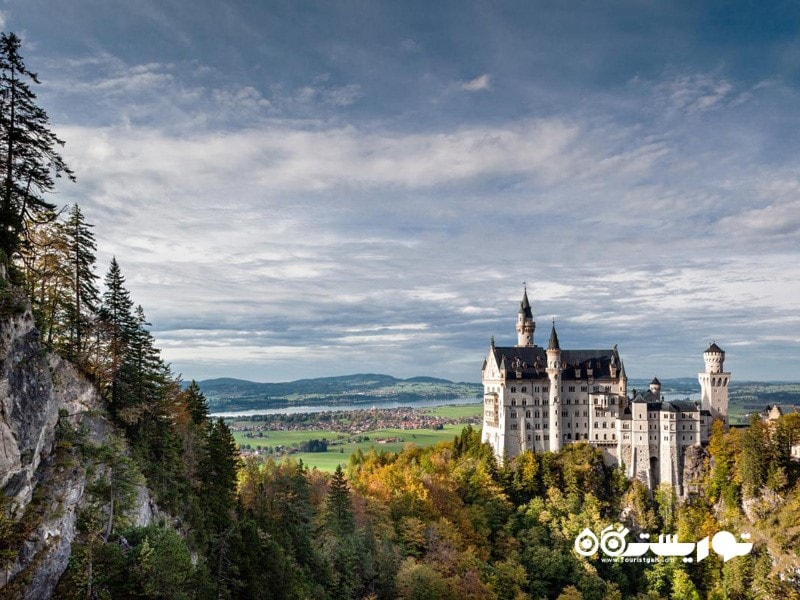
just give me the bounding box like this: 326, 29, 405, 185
535, 435, 541, 441
511, 386, 516, 393
544, 422, 548, 428
521, 387, 527, 393
611, 397, 617, 405
535, 423, 540, 429
510, 411, 517, 419
583, 411, 588, 417
535, 411, 540, 418
568, 386, 575, 392
522, 399, 527, 406
581, 385, 587, 392
595, 434, 599, 440
566, 398, 571, 405
511, 399, 516, 406
604, 434, 607, 440
593, 385, 600, 392
562, 410, 568, 417
526, 422, 531, 429
575, 411, 580, 417
566, 433, 571, 440
602, 422, 607, 428
534, 398, 539, 405
511, 424, 517, 430
544, 435, 549, 440
543, 386, 549, 392
526, 410, 531, 418
527, 434, 531, 441
612, 434, 616, 440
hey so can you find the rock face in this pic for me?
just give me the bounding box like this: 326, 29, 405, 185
0, 308, 60, 512
0, 299, 154, 598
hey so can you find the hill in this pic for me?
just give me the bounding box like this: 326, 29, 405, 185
197, 373, 483, 411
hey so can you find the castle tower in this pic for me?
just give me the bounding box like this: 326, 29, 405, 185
649, 377, 661, 398
698, 342, 730, 423
516, 287, 535, 347
546, 321, 562, 452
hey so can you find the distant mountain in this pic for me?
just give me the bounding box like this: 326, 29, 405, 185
197, 373, 800, 416
198, 373, 483, 411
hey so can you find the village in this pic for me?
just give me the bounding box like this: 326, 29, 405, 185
227, 405, 483, 456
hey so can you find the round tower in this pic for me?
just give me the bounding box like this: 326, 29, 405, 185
546, 321, 562, 452
698, 342, 730, 423
703, 343, 725, 373
516, 287, 535, 347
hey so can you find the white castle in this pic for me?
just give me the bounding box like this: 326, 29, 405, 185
481, 288, 730, 494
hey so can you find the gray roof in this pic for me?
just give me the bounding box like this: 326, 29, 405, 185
548, 323, 560, 350
490, 345, 621, 381
705, 342, 724, 354
519, 290, 533, 319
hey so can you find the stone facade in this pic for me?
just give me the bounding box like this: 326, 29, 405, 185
481, 289, 727, 495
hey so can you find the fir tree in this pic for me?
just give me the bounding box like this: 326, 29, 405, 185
97, 257, 135, 406
0, 32, 74, 268
62, 203, 99, 360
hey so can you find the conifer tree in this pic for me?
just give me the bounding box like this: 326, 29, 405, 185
0, 32, 74, 268
62, 203, 99, 360
97, 257, 135, 405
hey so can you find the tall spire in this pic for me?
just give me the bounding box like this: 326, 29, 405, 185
548, 320, 560, 350
516, 284, 535, 347
519, 285, 533, 319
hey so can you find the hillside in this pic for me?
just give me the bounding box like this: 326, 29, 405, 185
197, 373, 482, 411
198, 374, 800, 416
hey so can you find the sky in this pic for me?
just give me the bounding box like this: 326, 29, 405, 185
4, 1, 800, 383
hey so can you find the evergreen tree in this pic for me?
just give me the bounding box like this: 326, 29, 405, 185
0, 32, 74, 268
183, 380, 209, 426
97, 257, 135, 405
62, 203, 99, 360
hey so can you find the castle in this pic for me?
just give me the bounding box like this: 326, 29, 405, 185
481, 288, 730, 494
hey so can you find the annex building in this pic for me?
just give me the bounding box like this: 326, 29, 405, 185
481, 288, 730, 495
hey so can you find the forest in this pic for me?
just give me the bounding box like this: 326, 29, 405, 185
0, 29, 799, 599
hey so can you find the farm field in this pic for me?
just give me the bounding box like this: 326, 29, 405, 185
233, 423, 478, 472
421, 403, 482, 419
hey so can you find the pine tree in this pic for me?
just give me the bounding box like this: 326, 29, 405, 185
0, 32, 74, 268
62, 203, 99, 361
97, 258, 135, 406
183, 380, 209, 426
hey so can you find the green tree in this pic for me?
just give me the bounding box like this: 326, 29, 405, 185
61, 203, 99, 361
97, 257, 135, 406
0, 32, 74, 268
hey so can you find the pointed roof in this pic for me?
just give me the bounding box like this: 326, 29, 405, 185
519, 288, 533, 319
705, 342, 724, 354
651, 377, 661, 385
548, 321, 560, 350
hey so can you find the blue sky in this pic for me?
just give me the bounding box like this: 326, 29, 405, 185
5, 1, 800, 383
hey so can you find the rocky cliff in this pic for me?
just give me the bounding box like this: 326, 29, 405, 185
0, 294, 154, 598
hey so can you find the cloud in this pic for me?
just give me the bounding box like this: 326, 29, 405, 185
654, 73, 734, 113
461, 73, 491, 92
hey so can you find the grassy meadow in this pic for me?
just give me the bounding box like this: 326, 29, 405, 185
231, 403, 483, 471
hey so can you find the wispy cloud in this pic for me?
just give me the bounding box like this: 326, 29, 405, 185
461, 74, 491, 92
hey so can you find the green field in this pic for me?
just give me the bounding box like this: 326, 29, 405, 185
234, 424, 476, 472
421, 403, 482, 419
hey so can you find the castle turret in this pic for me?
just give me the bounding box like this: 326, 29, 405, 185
546, 321, 562, 452
649, 377, 661, 398
698, 342, 730, 423
516, 287, 535, 347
